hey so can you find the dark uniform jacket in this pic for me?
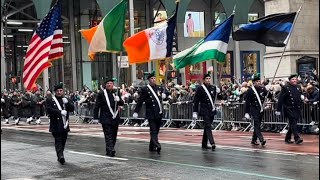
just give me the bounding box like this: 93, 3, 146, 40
93, 89, 124, 125
277, 83, 303, 110
193, 84, 217, 117
11, 95, 22, 117
32, 94, 45, 117
21, 94, 33, 117
134, 84, 168, 120
46, 96, 74, 133
1, 95, 11, 117
245, 86, 269, 116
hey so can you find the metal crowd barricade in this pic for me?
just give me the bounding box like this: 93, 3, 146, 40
119, 103, 130, 124
169, 102, 194, 128
297, 102, 319, 126
122, 102, 171, 127
123, 103, 146, 126
262, 102, 288, 132
75, 102, 94, 123
218, 102, 250, 131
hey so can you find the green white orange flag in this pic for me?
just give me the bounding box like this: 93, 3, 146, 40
80, 0, 128, 60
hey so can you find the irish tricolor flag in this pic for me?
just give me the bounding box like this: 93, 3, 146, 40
123, 2, 179, 64
174, 14, 234, 69
80, 0, 128, 60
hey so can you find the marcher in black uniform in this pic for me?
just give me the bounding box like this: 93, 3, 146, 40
276, 74, 303, 144
32, 89, 45, 124
133, 72, 168, 154
193, 73, 220, 150
11, 91, 22, 124
46, 84, 74, 164
93, 79, 124, 157
1, 91, 11, 124
244, 74, 269, 146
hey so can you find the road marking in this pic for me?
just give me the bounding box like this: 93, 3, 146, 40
117, 137, 319, 156
68, 150, 129, 161
125, 155, 295, 180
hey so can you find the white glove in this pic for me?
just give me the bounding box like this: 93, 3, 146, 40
1, 98, 4, 103
245, 113, 250, 119
62, 98, 68, 104
275, 111, 281, 116
133, 112, 138, 119
61, 110, 67, 116
133, 92, 138, 97
313, 102, 318, 105
300, 95, 305, 101
114, 96, 120, 102
161, 93, 166, 99
177, 102, 182, 105
192, 112, 198, 120
216, 87, 221, 93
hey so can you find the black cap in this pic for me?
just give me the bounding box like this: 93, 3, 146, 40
104, 78, 116, 84
252, 73, 260, 82
53, 83, 63, 91
288, 73, 298, 80
203, 72, 211, 80
147, 71, 156, 80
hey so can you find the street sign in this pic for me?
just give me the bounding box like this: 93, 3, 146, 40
117, 56, 129, 68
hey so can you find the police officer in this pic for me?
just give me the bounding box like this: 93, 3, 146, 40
93, 78, 124, 157
46, 84, 74, 164
276, 74, 303, 144
193, 73, 220, 150
133, 71, 168, 154
244, 74, 269, 146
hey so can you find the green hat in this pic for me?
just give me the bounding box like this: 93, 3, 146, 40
147, 70, 156, 79
252, 73, 260, 81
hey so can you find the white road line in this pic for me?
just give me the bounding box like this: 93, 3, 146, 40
68, 150, 129, 161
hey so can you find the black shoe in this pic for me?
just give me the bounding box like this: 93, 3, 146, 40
211, 144, 216, 151
295, 139, 303, 144
251, 141, 259, 145
106, 150, 116, 157
149, 147, 157, 152
285, 140, 294, 144
261, 140, 266, 146
156, 146, 161, 154
58, 156, 65, 165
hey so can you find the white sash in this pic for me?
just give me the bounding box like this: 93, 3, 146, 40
52, 96, 68, 129
103, 89, 119, 119
201, 84, 215, 111
147, 84, 162, 113
251, 86, 263, 112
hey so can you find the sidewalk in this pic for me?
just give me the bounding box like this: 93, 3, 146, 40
1, 117, 319, 156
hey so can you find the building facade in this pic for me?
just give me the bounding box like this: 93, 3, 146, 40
1, 0, 318, 91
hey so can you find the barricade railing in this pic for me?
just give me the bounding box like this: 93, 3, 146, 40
73, 100, 319, 134
123, 102, 171, 127
75, 102, 95, 123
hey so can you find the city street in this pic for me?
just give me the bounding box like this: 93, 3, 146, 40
1, 118, 319, 180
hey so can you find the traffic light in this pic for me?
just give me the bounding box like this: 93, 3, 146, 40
166, 70, 177, 80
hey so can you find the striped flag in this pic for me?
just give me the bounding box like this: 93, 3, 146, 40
23, 1, 63, 90
79, 0, 128, 60
123, 2, 179, 64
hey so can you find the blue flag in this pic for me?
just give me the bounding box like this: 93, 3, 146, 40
233, 12, 297, 47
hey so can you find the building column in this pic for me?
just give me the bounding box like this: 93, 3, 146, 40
129, 0, 136, 83
69, 0, 77, 91
1, 21, 6, 89
80, 9, 92, 90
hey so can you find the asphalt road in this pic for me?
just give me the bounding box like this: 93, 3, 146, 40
1, 129, 319, 180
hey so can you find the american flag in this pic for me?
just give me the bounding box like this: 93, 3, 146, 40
23, 1, 63, 90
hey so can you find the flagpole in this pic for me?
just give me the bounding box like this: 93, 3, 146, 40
263, 6, 302, 108
114, 51, 122, 115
